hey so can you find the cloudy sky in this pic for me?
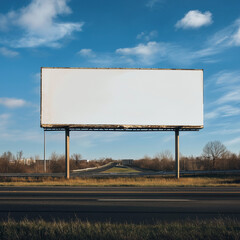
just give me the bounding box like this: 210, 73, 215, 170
0, 0, 240, 160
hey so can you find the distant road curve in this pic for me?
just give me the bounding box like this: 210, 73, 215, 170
72, 162, 117, 176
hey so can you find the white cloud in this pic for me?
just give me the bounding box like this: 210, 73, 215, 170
15, 22, 83, 48
82, 40, 217, 67
206, 70, 240, 96
115, 40, 219, 66
210, 127, 240, 136
0, 47, 19, 57
217, 105, 240, 117
207, 70, 240, 107
0, 128, 43, 143
163, 135, 174, 143
0, 98, 26, 108
79, 18, 240, 67
115, 18, 240, 66
136, 31, 158, 41
205, 111, 218, 120
33, 72, 40, 82
0, 113, 10, 121
0, 0, 83, 48
0, 11, 16, 31
78, 49, 96, 58
136, 32, 145, 39
193, 47, 219, 58
205, 105, 240, 120
176, 10, 213, 29
224, 137, 240, 146
217, 89, 240, 104
116, 41, 170, 65
176, 18, 240, 62
0, 15, 7, 31
214, 70, 240, 86
205, 69, 240, 130
77, 49, 130, 67
0, 114, 11, 130
146, 0, 163, 8
231, 26, 240, 46
84, 36, 236, 67
17, 0, 71, 32
208, 19, 240, 48
116, 41, 161, 56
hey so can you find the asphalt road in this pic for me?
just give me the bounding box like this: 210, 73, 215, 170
0, 186, 240, 223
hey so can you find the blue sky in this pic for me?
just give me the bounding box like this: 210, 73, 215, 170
0, 0, 240, 160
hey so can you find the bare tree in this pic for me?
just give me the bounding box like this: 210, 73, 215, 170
202, 141, 227, 169
16, 151, 23, 161
71, 153, 82, 161
155, 150, 173, 161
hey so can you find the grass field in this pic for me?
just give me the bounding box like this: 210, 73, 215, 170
102, 166, 140, 173
0, 176, 239, 187
0, 218, 239, 240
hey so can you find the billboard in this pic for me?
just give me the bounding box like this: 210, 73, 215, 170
41, 68, 203, 129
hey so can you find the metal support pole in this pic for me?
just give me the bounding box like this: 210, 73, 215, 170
175, 129, 179, 179
65, 128, 70, 179
44, 130, 46, 173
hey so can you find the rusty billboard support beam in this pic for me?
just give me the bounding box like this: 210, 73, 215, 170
44, 130, 46, 173
175, 129, 180, 179
65, 128, 70, 179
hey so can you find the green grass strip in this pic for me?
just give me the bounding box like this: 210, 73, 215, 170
0, 176, 240, 187
0, 218, 240, 240
102, 167, 140, 173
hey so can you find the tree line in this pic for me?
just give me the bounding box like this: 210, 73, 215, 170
0, 141, 239, 173
0, 151, 112, 173
133, 141, 240, 171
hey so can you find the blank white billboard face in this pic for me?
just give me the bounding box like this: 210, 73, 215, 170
41, 68, 203, 128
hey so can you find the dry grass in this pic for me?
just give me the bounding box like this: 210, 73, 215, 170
0, 218, 240, 240
0, 176, 239, 187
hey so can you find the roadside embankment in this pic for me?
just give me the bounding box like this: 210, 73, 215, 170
0, 218, 239, 240
0, 176, 239, 187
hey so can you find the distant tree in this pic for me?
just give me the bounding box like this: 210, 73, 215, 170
0, 153, 10, 173
1, 151, 14, 161
50, 152, 58, 161
49, 153, 65, 173
202, 141, 227, 169
155, 150, 173, 161
16, 151, 23, 160
71, 153, 82, 161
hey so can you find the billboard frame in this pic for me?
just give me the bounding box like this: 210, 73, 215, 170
40, 67, 204, 180
40, 67, 203, 131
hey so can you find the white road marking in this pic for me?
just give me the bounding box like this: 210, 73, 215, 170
98, 199, 192, 202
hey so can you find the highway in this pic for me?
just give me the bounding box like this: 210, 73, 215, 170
0, 187, 240, 223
